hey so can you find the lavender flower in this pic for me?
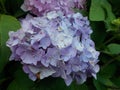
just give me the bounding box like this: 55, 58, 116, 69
21, 0, 86, 16
6, 12, 99, 86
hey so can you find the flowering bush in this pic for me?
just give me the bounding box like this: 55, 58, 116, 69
0, 0, 120, 90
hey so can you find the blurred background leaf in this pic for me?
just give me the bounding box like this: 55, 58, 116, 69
7, 69, 34, 90
89, 0, 105, 21
0, 15, 21, 72
89, 0, 116, 31
31, 78, 88, 90
106, 43, 120, 54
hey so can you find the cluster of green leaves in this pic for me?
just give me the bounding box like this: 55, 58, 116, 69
90, 0, 120, 90
0, 0, 120, 90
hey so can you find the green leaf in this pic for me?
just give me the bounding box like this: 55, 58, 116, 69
68, 83, 88, 90
100, 0, 116, 31
89, 0, 105, 21
0, 15, 21, 72
93, 79, 107, 90
97, 75, 116, 87
32, 78, 88, 90
112, 77, 120, 87
7, 69, 34, 90
106, 43, 120, 54
100, 64, 116, 78
89, 0, 116, 31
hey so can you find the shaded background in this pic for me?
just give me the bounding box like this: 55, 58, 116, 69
0, 0, 120, 90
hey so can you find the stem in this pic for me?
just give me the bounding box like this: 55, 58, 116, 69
98, 34, 120, 49
104, 36, 116, 45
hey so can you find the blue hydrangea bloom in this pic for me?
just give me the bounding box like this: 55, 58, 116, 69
6, 12, 99, 86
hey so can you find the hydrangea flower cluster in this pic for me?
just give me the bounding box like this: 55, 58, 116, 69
7, 12, 100, 86
21, 0, 86, 16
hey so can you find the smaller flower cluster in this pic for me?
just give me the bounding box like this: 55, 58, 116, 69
21, 0, 86, 16
7, 12, 99, 86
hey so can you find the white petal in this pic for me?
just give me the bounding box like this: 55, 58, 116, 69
47, 11, 59, 20
21, 4, 28, 12
39, 68, 56, 79
53, 33, 73, 49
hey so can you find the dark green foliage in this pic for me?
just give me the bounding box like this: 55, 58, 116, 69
0, 0, 120, 90
0, 15, 21, 72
